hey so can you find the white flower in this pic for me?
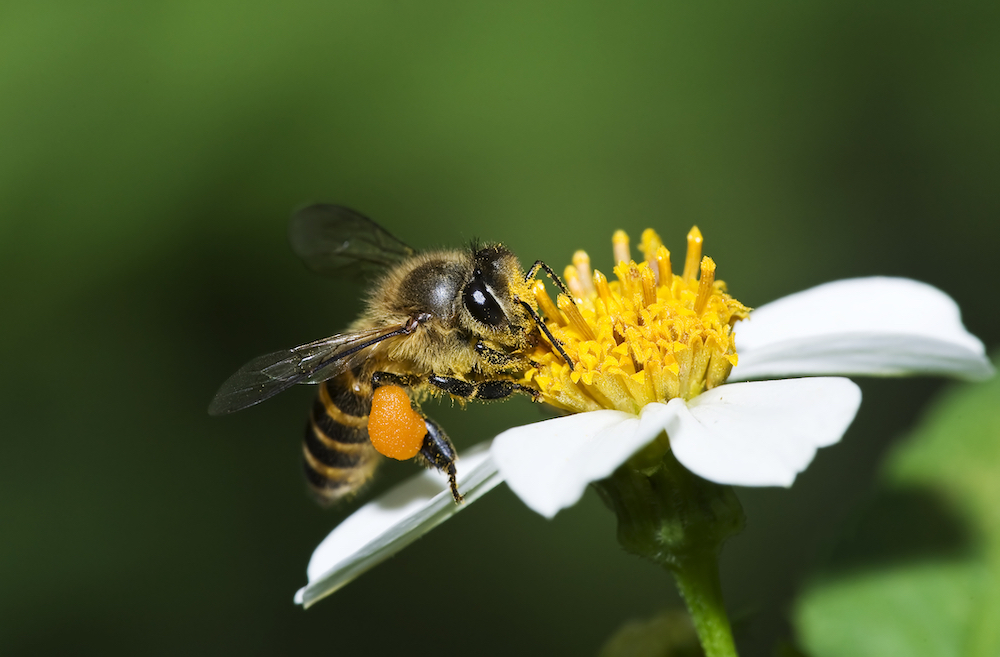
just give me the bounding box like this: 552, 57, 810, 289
295, 274, 991, 607
497, 276, 991, 517
295, 442, 501, 608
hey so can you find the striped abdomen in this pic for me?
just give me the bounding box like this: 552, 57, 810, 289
303, 368, 380, 504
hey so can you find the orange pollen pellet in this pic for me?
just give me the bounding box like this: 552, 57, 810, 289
368, 385, 426, 460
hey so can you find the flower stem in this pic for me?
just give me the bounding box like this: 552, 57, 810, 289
669, 552, 737, 657
594, 437, 744, 657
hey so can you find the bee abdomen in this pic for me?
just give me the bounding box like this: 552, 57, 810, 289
303, 376, 379, 505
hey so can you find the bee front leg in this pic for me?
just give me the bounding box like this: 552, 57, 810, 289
474, 340, 520, 367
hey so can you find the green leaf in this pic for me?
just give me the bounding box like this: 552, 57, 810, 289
794, 352, 1000, 657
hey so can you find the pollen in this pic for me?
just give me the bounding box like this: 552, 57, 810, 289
368, 385, 426, 460
522, 227, 751, 414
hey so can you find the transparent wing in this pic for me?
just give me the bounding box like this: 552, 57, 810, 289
289, 204, 416, 278
208, 324, 407, 416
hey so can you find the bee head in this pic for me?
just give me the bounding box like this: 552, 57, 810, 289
461, 245, 535, 342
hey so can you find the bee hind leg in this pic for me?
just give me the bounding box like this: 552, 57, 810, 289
417, 417, 463, 504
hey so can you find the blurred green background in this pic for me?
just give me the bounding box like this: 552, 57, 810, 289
2, 1, 998, 655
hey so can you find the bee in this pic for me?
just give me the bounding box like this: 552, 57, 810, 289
209, 205, 572, 504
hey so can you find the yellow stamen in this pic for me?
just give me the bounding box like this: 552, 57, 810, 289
655, 246, 672, 292
593, 269, 616, 312
639, 229, 664, 281
682, 226, 703, 281
613, 230, 630, 265
694, 256, 716, 315
563, 265, 585, 300
558, 294, 596, 342
519, 226, 750, 414
532, 279, 563, 325
613, 261, 641, 299
573, 251, 596, 296
640, 263, 657, 308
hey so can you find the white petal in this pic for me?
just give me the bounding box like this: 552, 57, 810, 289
294, 442, 502, 608
665, 378, 862, 487
731, 277, 993, 382
492, 407, 671, 519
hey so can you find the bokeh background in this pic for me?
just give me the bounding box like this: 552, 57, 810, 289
3, 2, 998, 655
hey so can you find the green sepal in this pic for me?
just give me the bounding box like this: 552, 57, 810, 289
593, 433, 745, 657
594, 435, 745, 568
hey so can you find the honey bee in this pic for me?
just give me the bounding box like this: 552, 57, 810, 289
209, 205, 572, 504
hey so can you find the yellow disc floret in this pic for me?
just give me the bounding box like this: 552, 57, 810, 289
521, 227, 751, 414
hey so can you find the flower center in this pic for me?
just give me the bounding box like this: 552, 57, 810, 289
521, 227, 750, 414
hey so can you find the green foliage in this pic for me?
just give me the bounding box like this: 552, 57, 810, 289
795, 352, 1000, 657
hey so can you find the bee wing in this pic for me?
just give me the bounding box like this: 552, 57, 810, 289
289, 204, 416, 278
209, 324, 407, 416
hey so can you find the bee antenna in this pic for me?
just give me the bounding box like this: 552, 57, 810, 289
517, 298, 575, 370
525, 260, 572, 297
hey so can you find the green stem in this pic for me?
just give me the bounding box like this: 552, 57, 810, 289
594, 439, 744, 657
669, 552, 737, 657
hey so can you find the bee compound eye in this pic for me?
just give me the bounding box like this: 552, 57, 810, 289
463, 278, 506, 327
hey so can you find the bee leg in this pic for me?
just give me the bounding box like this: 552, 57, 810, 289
522, 260, 578, 365
417, 417, 462, 503
474, 340, 529, 368
369, 371, 463, 503
427, 375, 540, 402
514, 297, 575, 370
370, 371, 422, 389
477, 380, 541, 402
